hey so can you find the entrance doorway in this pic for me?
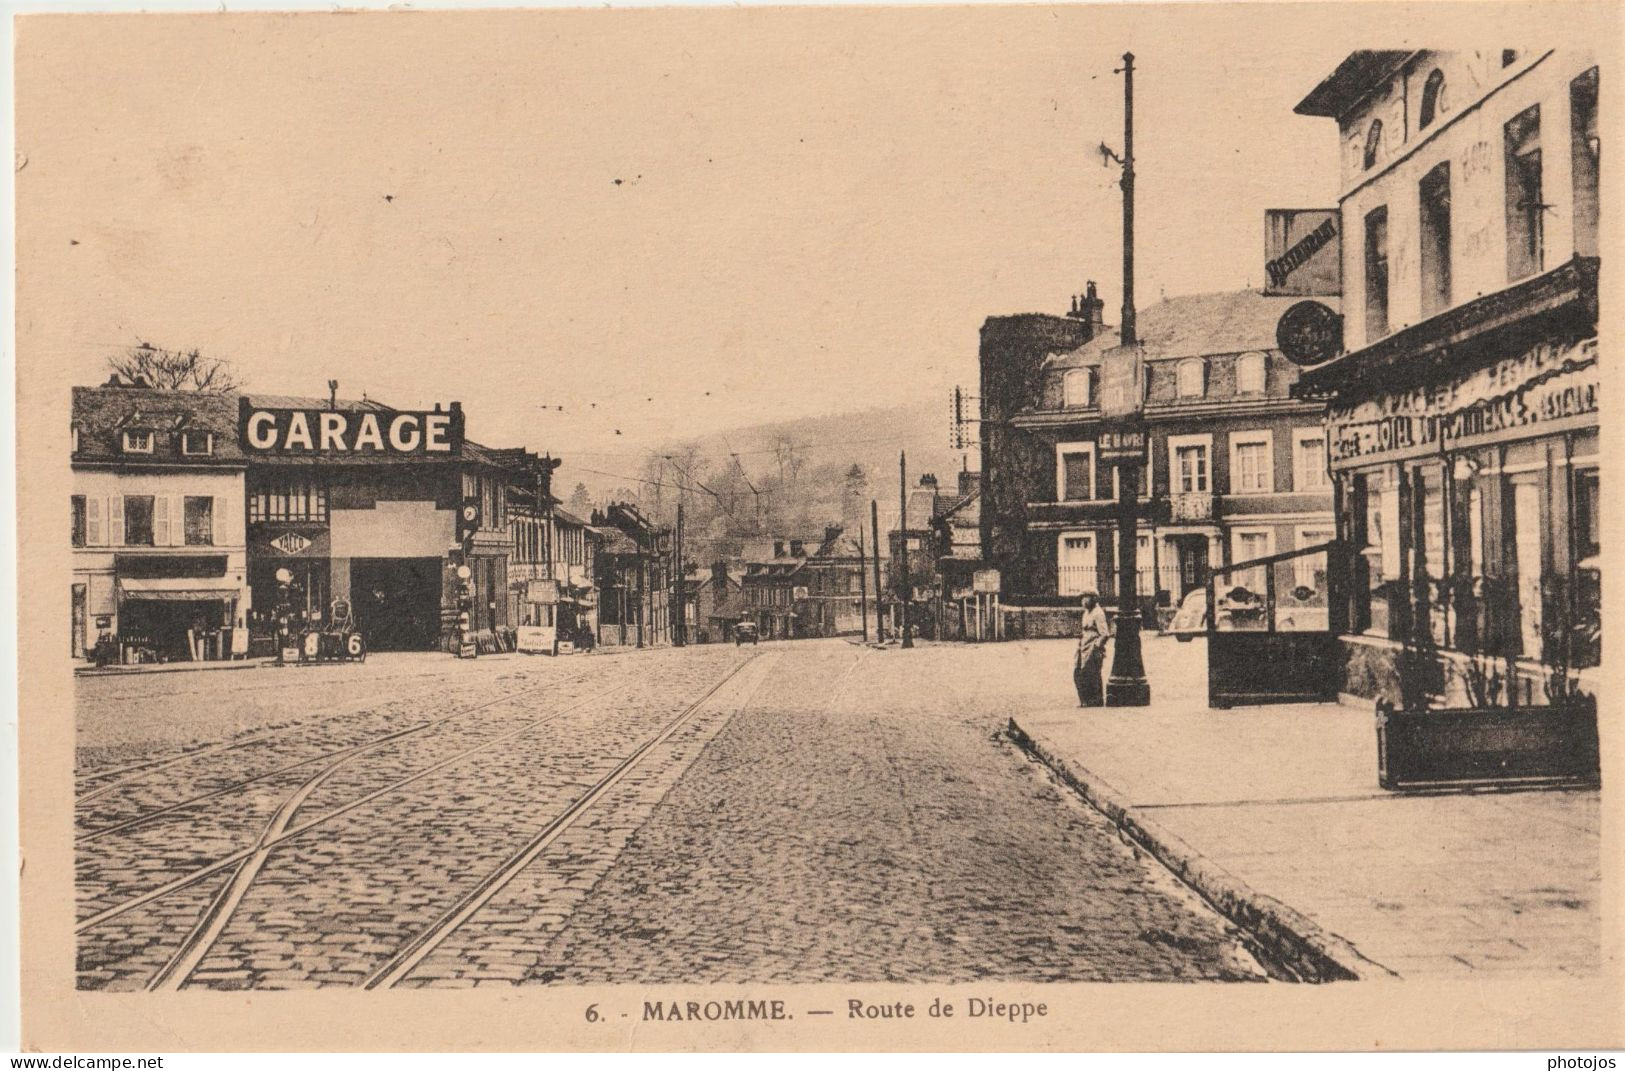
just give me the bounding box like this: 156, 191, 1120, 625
1172, 536, 1210, 598
351, 557, 442, 650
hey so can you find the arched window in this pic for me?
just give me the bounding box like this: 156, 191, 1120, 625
1062, 368, 1092, 408
1363, 119, 1384, 170
1419, 69, 1447, 129
1236, 352, 1267, 394
1177, 358, 1207, 400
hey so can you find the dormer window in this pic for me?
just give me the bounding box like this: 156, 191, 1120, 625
1062, 368, 1093, 408
1177, 358, 1207, 400
1236, 352, 1267, 394
121, 429, 154, 454
180, 429, 214, 456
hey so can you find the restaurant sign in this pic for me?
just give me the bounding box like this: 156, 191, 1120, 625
1328, 338, 1597, 467
240, 399, 464, 455
1264, 209, 1340, 297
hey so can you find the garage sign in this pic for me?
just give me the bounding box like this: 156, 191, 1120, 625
240, 399, 464, 455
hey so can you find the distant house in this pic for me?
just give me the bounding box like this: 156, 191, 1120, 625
980, 284, 1336, 634
742, 540, 807, 640
592, 503, 671, 647
803, 526, 868, 637
682, 561, 743, 644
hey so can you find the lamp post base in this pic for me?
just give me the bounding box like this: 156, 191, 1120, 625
1105, 677, 1151, 706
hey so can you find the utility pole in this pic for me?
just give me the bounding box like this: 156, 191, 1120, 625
673, 502, 685, 646
1105, 50, 1151, 707
858, 529, 870, 643
899, 451, 914, 649
871, 499, 886, 643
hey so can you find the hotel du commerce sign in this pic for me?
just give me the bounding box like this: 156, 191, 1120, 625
1327, 337, 1598, 468
238, 399, 465, 455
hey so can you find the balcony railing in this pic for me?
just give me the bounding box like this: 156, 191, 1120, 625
1168, 492, 1217, 523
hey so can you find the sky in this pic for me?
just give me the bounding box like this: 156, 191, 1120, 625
17, 6, 1349, 470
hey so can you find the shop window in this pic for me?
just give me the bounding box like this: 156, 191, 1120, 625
1294, 429, 1330, 491
184, 496, 215, 547
180, 429, 214, 456
1173, 442, 1209, 493
1236, 352, 1266, 394
1571, 67, 1600, 258
1354, 470, 1397, 638
124, 495, 155, 547
1419, 162, 1453, 317
249, 478, 328, 523
1062, 368, 1092, 408
121, 429, 154, 454
1363, 119, 1383, 170
1230, 432, 1272, 493
1363, 205, 1390, 340
1505, 104, 1544, 281
1572, 461, 1601, 668
71, 495, 86, 548
1418, 69, 1447, 129
1176, 359, 1206, 399
1414, 463, 1449, 647
1059, 445, 1094, 501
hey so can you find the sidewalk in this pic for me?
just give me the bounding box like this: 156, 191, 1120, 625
73, 656, 273, 677
1010, 636, 1602, 980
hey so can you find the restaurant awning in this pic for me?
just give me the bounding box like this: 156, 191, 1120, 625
118, 576, 241, 602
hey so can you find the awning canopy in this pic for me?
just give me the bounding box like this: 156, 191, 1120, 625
118, 576, 241, 602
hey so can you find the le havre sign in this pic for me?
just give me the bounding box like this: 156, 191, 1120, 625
239, 399, 465, 455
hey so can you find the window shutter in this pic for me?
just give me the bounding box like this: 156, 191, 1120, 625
87, 496, 104, 545
154, 496, 171, 546
110, 496, 125, 546
214, 496, 226, 546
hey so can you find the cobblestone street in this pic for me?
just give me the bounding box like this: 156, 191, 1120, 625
75, 640, 1266, 989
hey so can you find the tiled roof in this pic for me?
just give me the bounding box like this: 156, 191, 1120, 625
1050, 289, 1340, 366
72, 385, 246, 466
245, 393, 392, 412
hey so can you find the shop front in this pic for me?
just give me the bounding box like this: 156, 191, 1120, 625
1324, 330, 1600, 705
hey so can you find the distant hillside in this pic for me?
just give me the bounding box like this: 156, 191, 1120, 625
565, 401, 967, 554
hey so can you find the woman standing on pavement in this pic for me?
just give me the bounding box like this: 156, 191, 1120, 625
1075, 591, 1109, 707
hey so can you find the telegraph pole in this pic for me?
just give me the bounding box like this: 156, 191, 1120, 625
858, 529, 870, 643
871, 499, 886, 643
1105, 50, 1151, 707
673, 501, 685, 646
899, 451, 914, 648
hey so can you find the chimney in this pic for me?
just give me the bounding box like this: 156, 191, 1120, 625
773, 540, 786, 558
712, 560, 728, 586
1082, 280, 1106, 328
959, 469, 981, 497
919, 473, 938, 491
789, 539, 806, 558
825, 524, 843, 547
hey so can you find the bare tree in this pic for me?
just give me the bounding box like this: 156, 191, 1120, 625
108, 343, 243, 392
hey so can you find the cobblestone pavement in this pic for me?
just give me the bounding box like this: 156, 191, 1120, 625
77, 640, 1267, 989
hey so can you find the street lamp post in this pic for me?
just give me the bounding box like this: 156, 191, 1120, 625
1103, 51, 1151, 707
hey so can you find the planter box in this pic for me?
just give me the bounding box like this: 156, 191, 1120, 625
1375, 695, 1600, 791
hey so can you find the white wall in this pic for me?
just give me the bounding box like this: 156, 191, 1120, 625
1336, 50, 1598, 351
